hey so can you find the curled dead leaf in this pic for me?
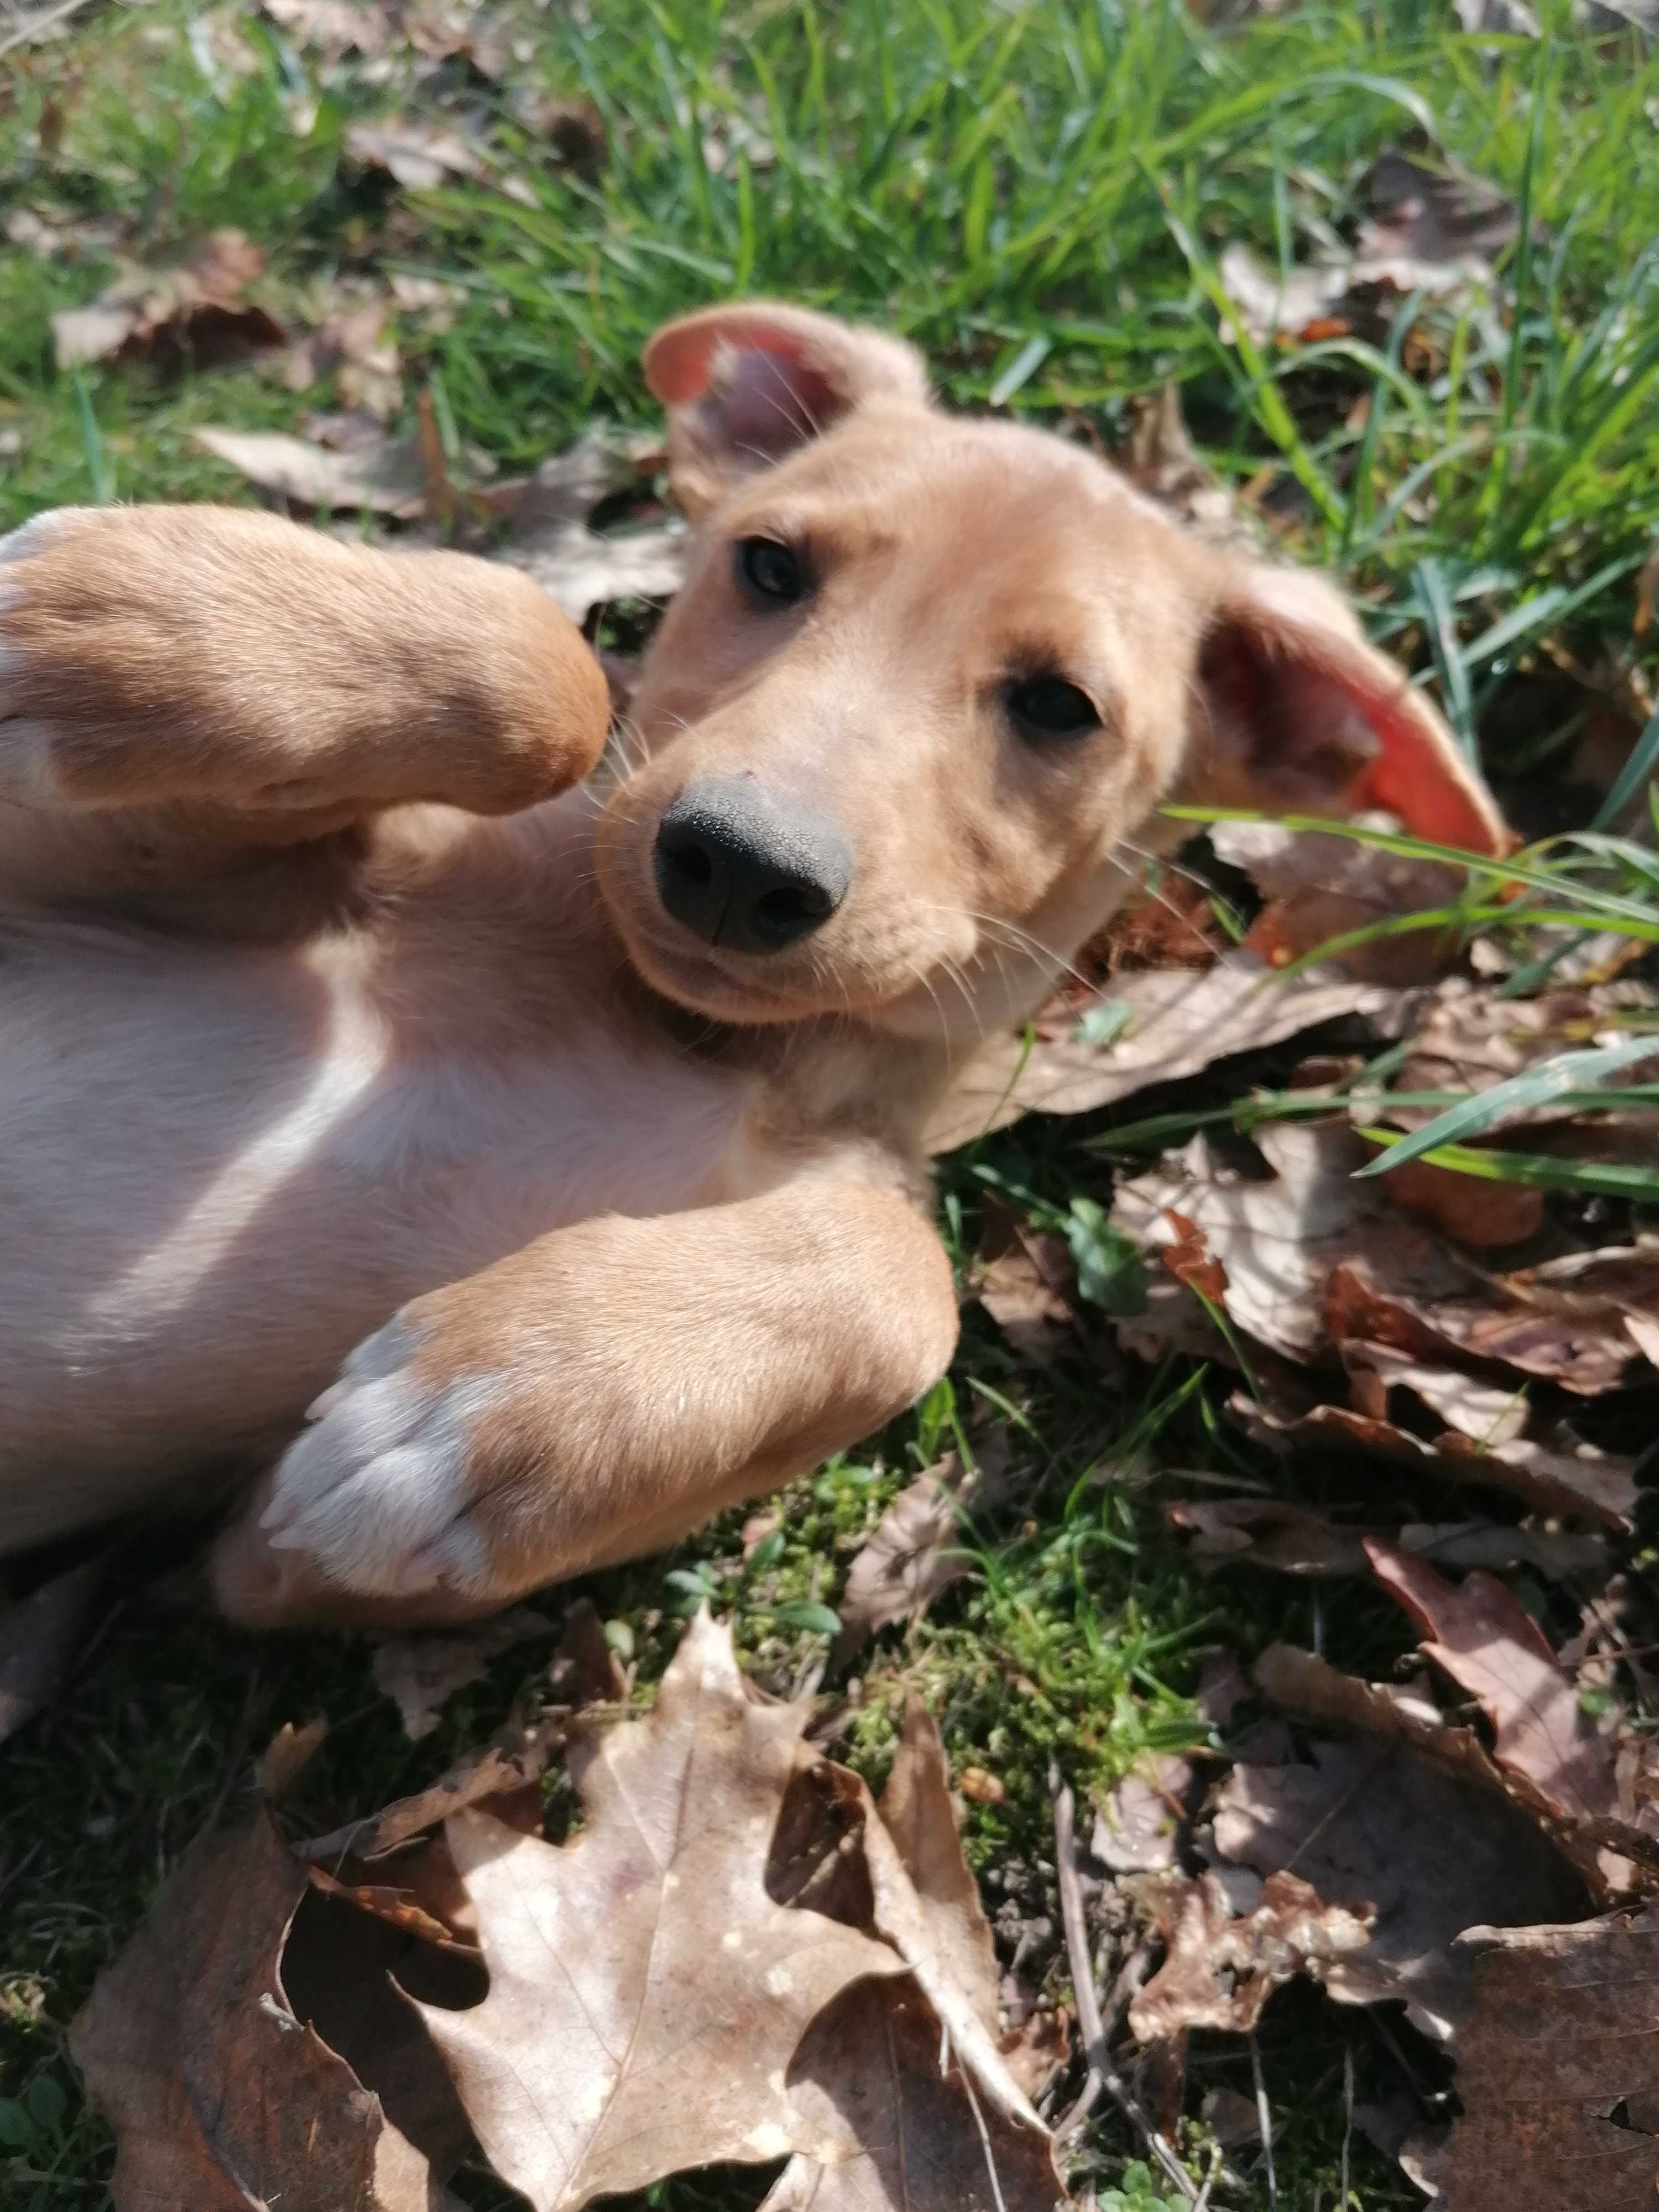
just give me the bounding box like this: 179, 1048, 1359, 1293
1127, 1869, 1373, 2041
835, 1441, 1014, 1657
1213, 1733, 1585, 2037
71, 1813, 465, 2210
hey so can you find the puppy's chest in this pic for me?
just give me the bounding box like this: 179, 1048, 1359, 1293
324, 988, 754, 1253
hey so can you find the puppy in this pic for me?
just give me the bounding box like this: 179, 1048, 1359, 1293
0, 302, 1505, 1626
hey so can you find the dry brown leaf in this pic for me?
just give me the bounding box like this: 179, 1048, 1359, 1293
0, 1553, 103, 1745
346, 119, 486, 190
763, 1709, 1063, 2212
414, 1612, 901, 2210
1127, 1869, 1372, 2041
1115, 1118, 1645, 1392
1167, 1496, 1606, 1583
71, 1812, 464, 2211
1213, 1735, 1585, 2035
1363, 979, 1659, 1135
499, 429, 688, 620
284, 295, 403, 417
836, 1441, 1014, 1657
878, 1703, 1003, 2032
758, 1982, 1067, 2212
194, 424, 429, 514
1341, 1340, 1530, 1441
52, 229, 284, 371
973, 1211, 1078, 1366
1240, 1391, 1640, 1528
1216, 150, 1513, 350
1405, 1905, 1659, 2209
1366, 1543, 1619, 1825
1366, 147, 1523, 265
301, 1713, 561, 1865
372, 1603, 557, 1740
926, 956, 1407, 1150
262, 0, 392, 63
1117, 379, 1251, 545
1358, 1142, 1547, 1248
1116, 1119, 1475, 1363
1210, 816, 1476, 985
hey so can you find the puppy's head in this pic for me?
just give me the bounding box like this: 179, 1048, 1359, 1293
597, 302, 1504, 1040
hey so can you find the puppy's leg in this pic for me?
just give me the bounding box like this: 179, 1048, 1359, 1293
0, 505, 609, 893
212, 1178, 960, 1627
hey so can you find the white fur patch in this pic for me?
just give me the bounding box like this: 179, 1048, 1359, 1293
262, 1315, 505, 1597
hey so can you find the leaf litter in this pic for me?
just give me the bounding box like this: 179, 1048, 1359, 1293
77, 1612, 1066, 2212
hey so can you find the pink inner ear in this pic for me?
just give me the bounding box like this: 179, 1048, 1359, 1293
717, 349, 841, 459
1345, 686, 1509, 856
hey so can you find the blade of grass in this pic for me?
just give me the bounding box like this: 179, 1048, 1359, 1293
1353, 1032, 1659, 1177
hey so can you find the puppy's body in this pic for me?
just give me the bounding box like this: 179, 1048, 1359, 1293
0, 306, 1505, 1623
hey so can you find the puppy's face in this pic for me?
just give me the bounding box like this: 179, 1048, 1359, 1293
597, 305, 1504, 1040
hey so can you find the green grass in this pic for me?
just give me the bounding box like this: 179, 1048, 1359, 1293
3, 0, 1659, 2206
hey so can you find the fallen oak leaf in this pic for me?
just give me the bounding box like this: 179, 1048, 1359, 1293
1405, 1905, 1659, 2210
1114, 1119, 1477, 1364
71, 1812, 465, 2211
972, 1207, 1078, 1366
1210, 815, 1478, 986
413, 1611, 902, 2211
194, 425, 429, 515
1239, 1390, 1639, 1530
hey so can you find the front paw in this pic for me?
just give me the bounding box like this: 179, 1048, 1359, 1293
254, 1314, 514, 1603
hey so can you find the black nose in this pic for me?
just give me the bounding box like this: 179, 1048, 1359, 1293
653, 776, 853, 956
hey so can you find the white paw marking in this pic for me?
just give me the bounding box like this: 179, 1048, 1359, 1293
261, 1317, 506, 1598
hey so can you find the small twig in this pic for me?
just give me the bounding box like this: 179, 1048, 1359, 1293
1050, 1762, 1198, 2203
1249, 2032, 1278, 2212
0, 0, 93, 60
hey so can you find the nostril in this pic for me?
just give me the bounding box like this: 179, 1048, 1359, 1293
660, 835, 714, 889
753, 881, 831, 941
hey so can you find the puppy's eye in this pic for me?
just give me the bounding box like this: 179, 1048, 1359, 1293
1006, 675, 1099, 741
735, 536, 807, 606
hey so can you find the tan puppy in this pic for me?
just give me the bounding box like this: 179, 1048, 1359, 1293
0, 302, 1504, 1626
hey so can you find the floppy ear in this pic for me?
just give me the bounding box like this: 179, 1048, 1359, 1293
642, 300, 931, 515
1192, 566, 1509, 854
